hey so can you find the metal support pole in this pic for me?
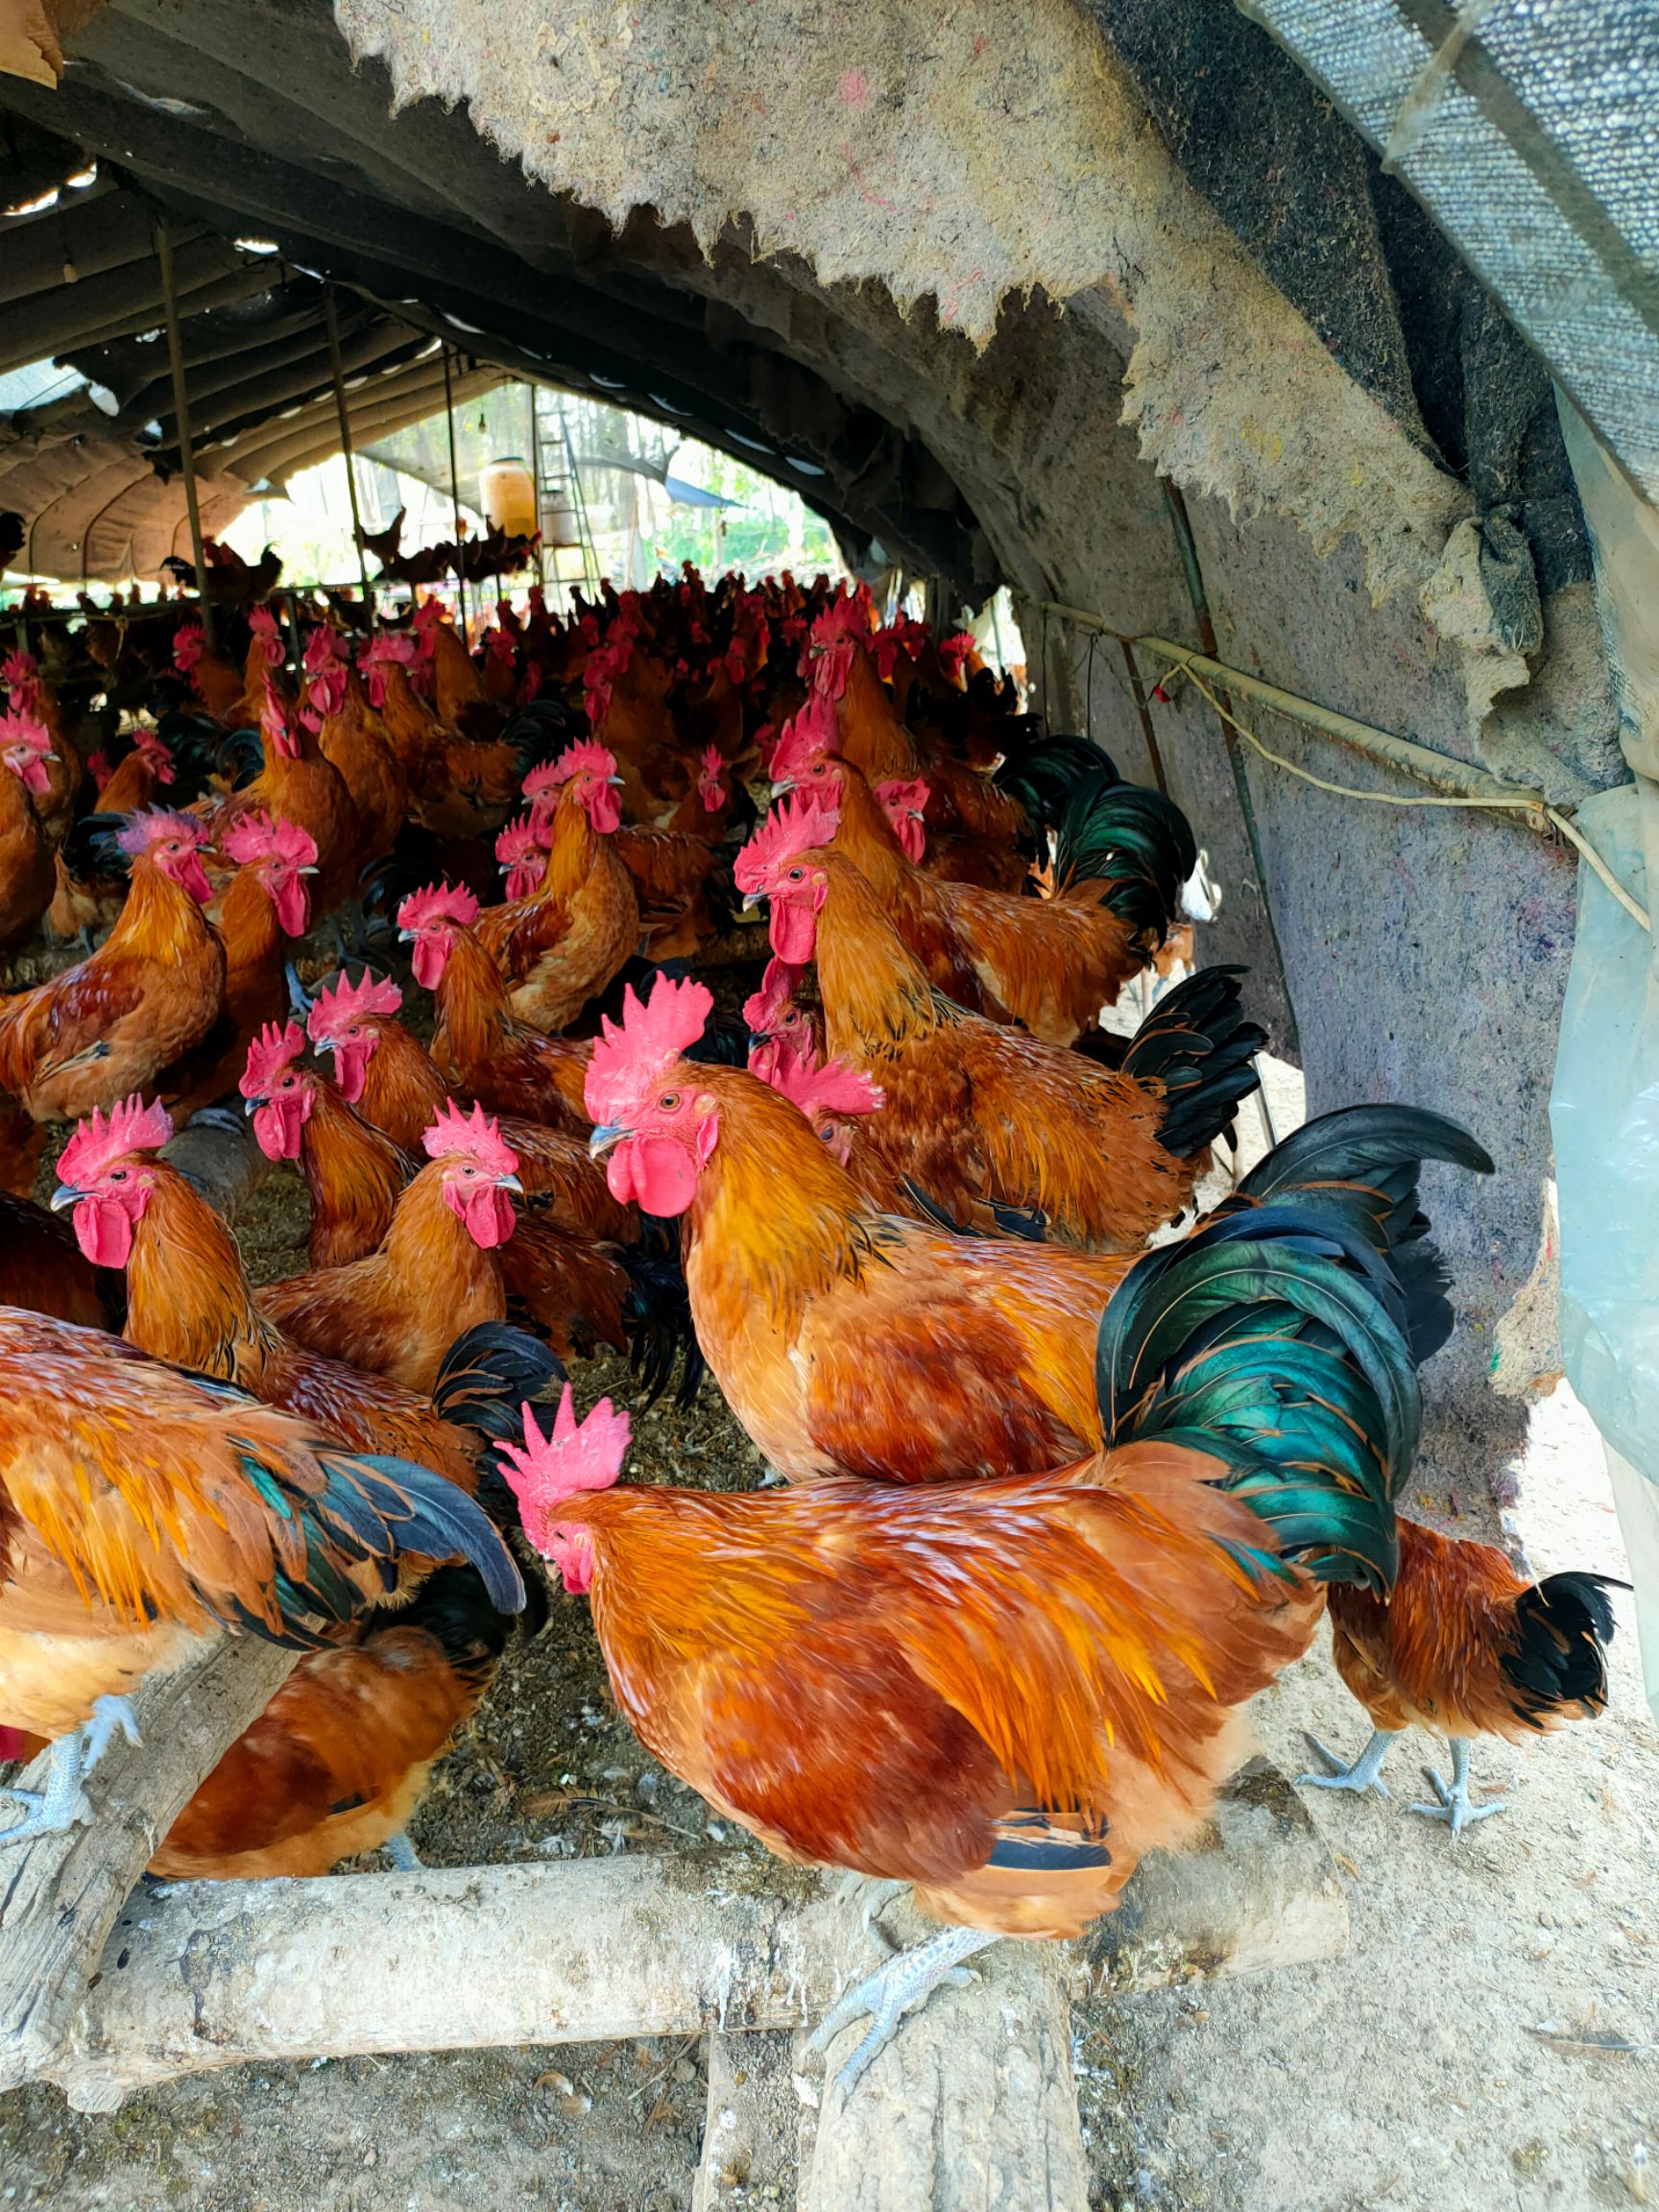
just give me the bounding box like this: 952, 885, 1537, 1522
325, 289, 375, 622
526, 379, 546, 594
155, 218, 213, 647
442, 346, 469, 638
1118, 638, 1168, 793
1161, 476, 1298, 1053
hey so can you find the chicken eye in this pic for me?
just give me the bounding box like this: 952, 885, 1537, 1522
108, 1168, 128, 1182
786, 866, 805, 882
659, 1092, 681, 1111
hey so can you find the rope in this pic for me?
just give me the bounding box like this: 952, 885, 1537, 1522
1166, 657, 1653, 935
1023, 594, 1651, 939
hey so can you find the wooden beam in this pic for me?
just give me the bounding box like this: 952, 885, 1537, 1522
45, 1759, 1344, 2114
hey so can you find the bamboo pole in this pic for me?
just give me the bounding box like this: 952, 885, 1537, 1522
324, 288, 375, 621
154, 219, 213, 647
442, 345, 469, 638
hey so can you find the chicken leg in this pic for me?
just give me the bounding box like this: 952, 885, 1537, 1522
1410, 1737, 1508, 1839
805, 1924, 998, 2093
0, 1695, 141, 1847
1297, 1725, 1398, 1801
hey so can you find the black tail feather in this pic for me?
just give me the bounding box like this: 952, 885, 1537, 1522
622, 1224, 705, 1408
1503, 1571, 1627, 1723
1052, 775, 1197, 942
433, 1321, 564, 1443
1233, 1104, 1495, 1365
1122, 965, 1265, 1160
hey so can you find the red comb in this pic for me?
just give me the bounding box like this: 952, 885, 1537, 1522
493, 1383, 630, 1522
543, 737, 617, 787
116, 807, 210, 858
308, 968, 402, 1038
586, 973, 713, 1125
768, 689, 840, 782
59, 1094, 174, 1185
240, 1019, 307, 1098
421, 1100, 519, 1179
220, 810, 319, 870
0, 710, 52, 757
397, 879, 480, 932
733, 791, 840, 895
495, 814, 548, 866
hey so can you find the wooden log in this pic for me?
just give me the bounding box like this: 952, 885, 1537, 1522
52, 1856, 878, 2113
0, 1635, 296, 2099
47, 1761, 1345, 2114
800, 1928, 1089, 2212
692, 2030, 800, 2212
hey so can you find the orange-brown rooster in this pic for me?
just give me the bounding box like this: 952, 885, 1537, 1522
396, 884, 592, 1132
496, 1200, 1418, 2088
1300, 1520, 1624, 1836
734, 796, 1261, 1250
0, 809, 226, 1124
252, 1100, 523, 1394
589, 974, 1488, 1484
0, 1310, 519, 1846
0, 711, 56, 955
477, 740, 637, 1032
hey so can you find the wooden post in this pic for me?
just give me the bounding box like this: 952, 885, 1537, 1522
324, 287, 375, 621
442, 344, 469, 639
0, 1635, 296, 2099
154, 218, 213, 648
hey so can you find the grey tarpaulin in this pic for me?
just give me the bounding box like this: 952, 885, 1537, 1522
1238, 0, 1659, 509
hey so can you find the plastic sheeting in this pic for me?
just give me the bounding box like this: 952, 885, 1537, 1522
1239, 0, 1659, 512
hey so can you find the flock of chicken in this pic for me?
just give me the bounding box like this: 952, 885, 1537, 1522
0, 568, 1624, 2092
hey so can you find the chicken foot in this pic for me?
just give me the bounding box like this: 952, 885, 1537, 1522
1296, 1726, 1398, 1801
0, 1695, 141, 1847
805, 1923, 999, 2094
1409, 1737, 1508, 1839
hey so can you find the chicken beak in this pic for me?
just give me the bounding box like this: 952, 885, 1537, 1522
397, 926, 415, 943
741, 891, 762, 911
497, 1172, 525, 1195
48, 1182, 81, 1213
298, 864, 319, 877
607, 774, 624, 786
588, 1123, 628, 1159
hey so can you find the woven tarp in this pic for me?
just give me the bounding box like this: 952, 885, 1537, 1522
1239, 0, 1659, 510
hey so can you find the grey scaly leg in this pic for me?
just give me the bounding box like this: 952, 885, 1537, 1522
384, 1832, 423, 1871
1297, 1726, 1399, 1801
1409, 1737, 1507, 1839
0, 1735, 91, 1846
805, 1925, 998, 2095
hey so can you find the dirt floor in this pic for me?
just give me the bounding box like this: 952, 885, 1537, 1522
2, 1041, 1654, 2210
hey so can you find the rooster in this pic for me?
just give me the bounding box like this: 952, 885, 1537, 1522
774, 720, 1192, 1043
253, 1100, 524, 1394
3, 649, 82, 848
0, 711, 56, 955
149, 1563, 532, 1880
589, 974, 1489, 1484
476, 741, 637, 1033
199, 681, 361, 917
0, 1310, 518, 1846
735, 796, 1262, 1250
161, 810, 318, 1118
0, 1189, 118, 1329
243, 1022, 638, 1363
1300, 1521, 1625, 1836
302, 629, 408, 868
397, 884, 592, 1132
498, 1201, 1420, 2087
0, 809, 226, 1123
51, 1093, 559, 1492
